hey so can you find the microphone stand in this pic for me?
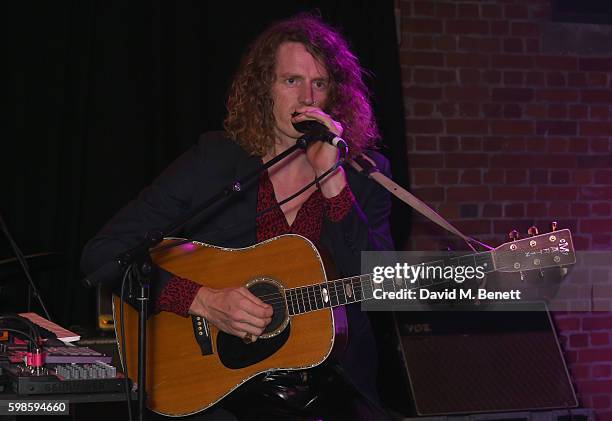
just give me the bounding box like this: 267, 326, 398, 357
82, 138, 314, 421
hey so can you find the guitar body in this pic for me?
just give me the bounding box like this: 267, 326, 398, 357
113, 234, 343, 417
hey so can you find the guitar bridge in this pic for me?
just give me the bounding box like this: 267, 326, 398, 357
191, 315, 213, 355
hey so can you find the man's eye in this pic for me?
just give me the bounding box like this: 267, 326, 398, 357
286, 78, 296, 85
314, 81, 327, 89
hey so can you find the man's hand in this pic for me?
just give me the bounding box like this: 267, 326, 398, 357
188, 286, 273, 340
292, 107, 347, 197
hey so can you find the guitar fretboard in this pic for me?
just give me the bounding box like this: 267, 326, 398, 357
285, 252, 495, 316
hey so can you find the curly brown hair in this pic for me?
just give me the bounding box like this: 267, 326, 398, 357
224, 13, 380, 157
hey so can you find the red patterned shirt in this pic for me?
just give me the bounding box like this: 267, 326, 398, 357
154, 170, 355, 316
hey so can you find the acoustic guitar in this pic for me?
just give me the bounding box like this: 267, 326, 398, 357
113, 229, 575, 416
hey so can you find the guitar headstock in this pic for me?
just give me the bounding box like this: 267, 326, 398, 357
492, 228, 575, 272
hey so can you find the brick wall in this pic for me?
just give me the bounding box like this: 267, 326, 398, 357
398, 1, 612, 418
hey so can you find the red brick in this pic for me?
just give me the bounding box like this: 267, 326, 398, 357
414, 136, 437, 151
459, 103, 479, 117
447, 53, 488, 68
581, 187, 612, 201
504, 104, 522, 118
547, 104, 567, 119
485, 136, 526, 152
593, 365, 612, 379
437, 170, 459, 184
481, 4, 502, 19
405, 18, 444, 34
439, 136, 459, 152
582, 90, 612, 103
533, 3, 552, 19
484, 169, 504, 184
458, 3, 479, 19
413, 69, 437, 84
437, 102, 457, 117
459, 68, 480, 84
536, 186, 578, 201
414, 1, 435, 16
595, 170, 612, 184
525, 38, 540, 53
587, 72, 607, 86
525, 104, 547, 118
445, 153, 488, 168
435, 2, 456, 19
511, 22, 539, 37
573, 170, 592, 185
591, 395, 611, 410
437, 70, 456, 83
526, 202, 547, 217
412, 35, 434, 50
492, 186, 535, 201
445, 86, 488, 101
581, 220, 612, 234
503, 38, 523, 53
492, 88, 533, 102
548, 202, 570, 217
592, 202, 611, 215
491, 55, 534, 69
554, 316, 580, 330
571, 203, 590, 217
525, 71, 545, 85
568, 73, 587, 87
406, 118, 444, 134
590, 138, 611, 153
535, 56, 578, 71
483, 70, 501, 84
491, 120, 534, 135
460, 169, 481, 184
447, 119, 488, 135
546, 72, 566, 87
483, 203, 502, 217
453, 220, 492, 235
411, 187, 445, 202
535, 121, 577, 136
577, 155, 612, 168
582, 313, 612, 331
590, 105, 610, 120
579, 58, 612, 72
447, 186, 490, 201
410, 153, 445, 168
483, 103, 503, 118
505, 4, 528, 19
504, 203, 524, 217
536, 89, 578, 102
406, 86, 442, 100
592, 332, 610, 346
569, 104, 588, 119
503, 71, 524, 85
446, 20, 489, 35
490, 20, 509, 36
479, 38, 500, 53
581, 122, 612, 136
578, 349, 612, 364
569, 333, 589, 347
412, 169, 436, 185
401, 51, 445, 67
550, 170, 570, 184
506, 169, 527, 184
435, 35, 457, 51
413, 102, 434, 116
529, 170, 548, 184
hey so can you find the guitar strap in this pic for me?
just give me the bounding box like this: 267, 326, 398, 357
348, 154, 492, 251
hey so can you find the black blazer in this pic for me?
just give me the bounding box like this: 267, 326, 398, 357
81, 131, 394, 406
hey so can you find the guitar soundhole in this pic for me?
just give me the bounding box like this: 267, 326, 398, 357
248, 280, 288, 336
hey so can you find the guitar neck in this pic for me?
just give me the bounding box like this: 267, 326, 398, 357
284, 251, 496, 316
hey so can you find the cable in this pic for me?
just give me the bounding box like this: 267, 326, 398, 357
0, 213, 53, 321
119, 265, 134, 421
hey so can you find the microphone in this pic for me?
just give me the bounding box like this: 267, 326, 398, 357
292, 119, 346, 149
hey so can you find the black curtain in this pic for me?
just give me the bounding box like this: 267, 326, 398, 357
5, 0, 407, 328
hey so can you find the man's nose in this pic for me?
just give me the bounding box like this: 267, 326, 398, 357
299, 84, 314, 106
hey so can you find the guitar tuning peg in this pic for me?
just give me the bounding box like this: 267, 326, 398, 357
508, 229, 520, 241
550, 221, 558, 232
527, 226, 539, 237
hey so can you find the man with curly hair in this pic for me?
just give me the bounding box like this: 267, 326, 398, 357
82, 13, 393, 420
